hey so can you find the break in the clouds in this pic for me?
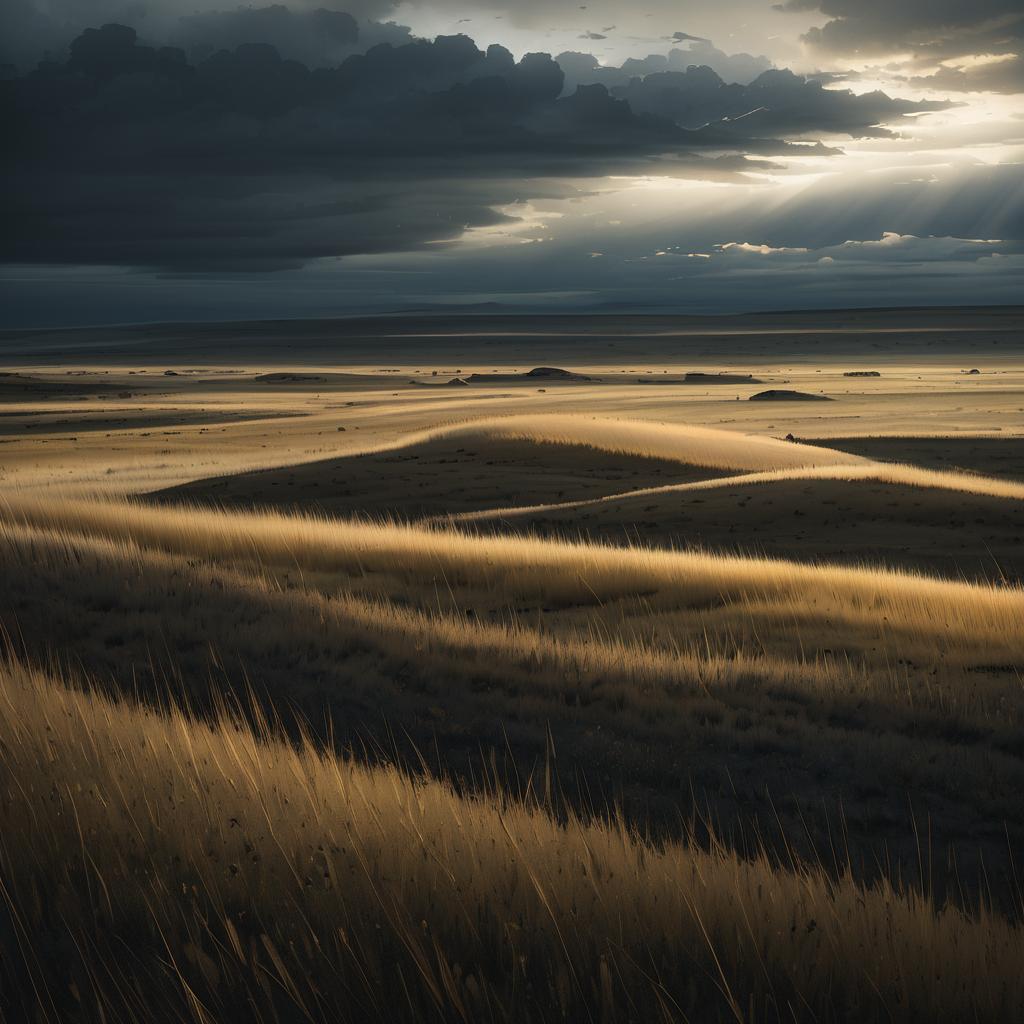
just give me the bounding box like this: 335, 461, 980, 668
1, 1, 1022, 325
779, 0, 1024, 94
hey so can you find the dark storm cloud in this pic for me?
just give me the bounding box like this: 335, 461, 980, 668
777, 0, 1019, 58
612, 67, 952, 138
776, 0, 1024, 93
0, 0, 54, 70
3, 23, 857, 272
554, 50, 954, 140
556, 43, 774, 90
0, 1, 403, 71
168, 6, 415, 68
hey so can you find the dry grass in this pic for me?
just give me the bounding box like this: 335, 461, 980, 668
134, 414, 865, 499
177, 413, 866, 479
419, 415, 866, 471
3, 514, 1021, 730
2, 654, 1022, 1024
4, 491, 1021, 659
0, 518, 887, 709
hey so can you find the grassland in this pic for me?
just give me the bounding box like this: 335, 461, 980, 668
1, 312, 1023, 1021
3, 655, 1023, 1024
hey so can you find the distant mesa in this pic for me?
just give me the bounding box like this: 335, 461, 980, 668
683, 372, 762, 384
964, 368, 982, 375
466, 367, 592, 383
0, 371, 122, 397
409, 377, 470, 387
750, 389, 832, 402
163, 370, 179, 376
843, 371, 881, 377
255, 373, 325, 383
637, 372, 762, 385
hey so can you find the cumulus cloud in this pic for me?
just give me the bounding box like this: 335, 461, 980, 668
711, 232, 1016, 264
716, 241, 810, 254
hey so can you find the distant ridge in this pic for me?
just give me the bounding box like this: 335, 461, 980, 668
3, 304, 1023, 339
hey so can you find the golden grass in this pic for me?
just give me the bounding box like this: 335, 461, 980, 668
0, 411, 852, 497
0, 517, 872, 700
4, 515, 1021, 732
4, 492, 1023, 754
198, 413, 863, 476
9, 509, 1024, 883
423, 415, 866, 471
2, 654, 1022, 1023
3, 491, 1021, 655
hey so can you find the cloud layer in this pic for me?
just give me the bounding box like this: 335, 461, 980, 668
1, 2, 1020, 325
779, 0, 1024, 93
3, 17, 949, 273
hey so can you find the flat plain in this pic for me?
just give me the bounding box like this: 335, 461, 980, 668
1, 306, 1023, 1023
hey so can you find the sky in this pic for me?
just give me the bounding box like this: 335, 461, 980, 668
1, 0, 1022, 327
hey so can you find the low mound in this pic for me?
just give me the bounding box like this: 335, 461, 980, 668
408, 376, 469, 387
428, 415, 864, 471
151, 416, 865, 518
525, 366, 586, 378
750, 389, 832, 401
152, 433, 722, 519
0, 371, 123, 399
466, 366, 592, 383
637, 372, 763, 384
255, 372, 326, 383
253, 371, 404, 385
